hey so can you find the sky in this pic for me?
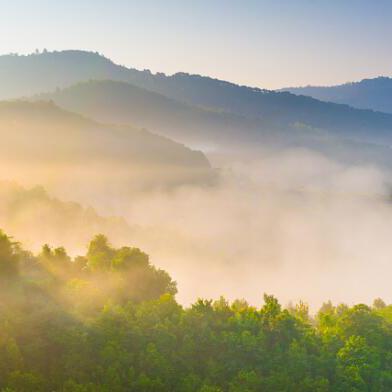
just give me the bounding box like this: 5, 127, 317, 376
1, 0, 391, 89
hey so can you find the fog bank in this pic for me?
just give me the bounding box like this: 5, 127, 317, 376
2, 146, 392, 309
121, 148, 392, 308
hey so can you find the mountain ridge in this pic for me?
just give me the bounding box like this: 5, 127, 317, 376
280, 76, 392, 114
2, 50, 392, 149
0, 99, 210, 167
0, 100, 214, 197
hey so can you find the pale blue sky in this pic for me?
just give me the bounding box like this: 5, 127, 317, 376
1, 0, 391, 88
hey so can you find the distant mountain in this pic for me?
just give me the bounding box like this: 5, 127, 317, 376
0, 100, 209, 167
2, 50, 392, 147
0, 101, 213, 193
32, 81, 392, 171
34, 80, 268, 146
281, 77, 392, 114
0, 51, 392, 152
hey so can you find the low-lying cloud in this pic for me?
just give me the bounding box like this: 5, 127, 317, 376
122, 148, 392, 308
2, 146, 392, 309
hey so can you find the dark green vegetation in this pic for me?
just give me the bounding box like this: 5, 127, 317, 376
1, 230, 391, 391
281, 77, 392, 114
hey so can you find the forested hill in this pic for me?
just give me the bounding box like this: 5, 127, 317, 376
2, 50, 392, 145
0, 181, 134, 252
0, 100, 209, 168
0, 229, 391, 391
35, 80, 265, 145
281, 77, 392, 114
0, 101, 213, 195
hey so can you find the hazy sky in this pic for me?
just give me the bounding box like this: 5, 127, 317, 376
2, 0, 391, 89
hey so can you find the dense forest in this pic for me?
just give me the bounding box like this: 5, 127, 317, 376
1, 229, 391, 392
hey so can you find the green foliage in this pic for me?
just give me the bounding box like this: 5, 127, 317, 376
86, 234, 115, 271
0, 230, 19, 277
6, 371, 44, 392
0, 229, 391, 391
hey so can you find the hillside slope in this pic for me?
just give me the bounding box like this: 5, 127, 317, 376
0, 181, 134, 253
0, 101, 213, 196
2, 51, 392, 146
281, 77, 392, 114
33, 80, 392, 171
35, 80, 269, 146
0, 100, 209, 166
